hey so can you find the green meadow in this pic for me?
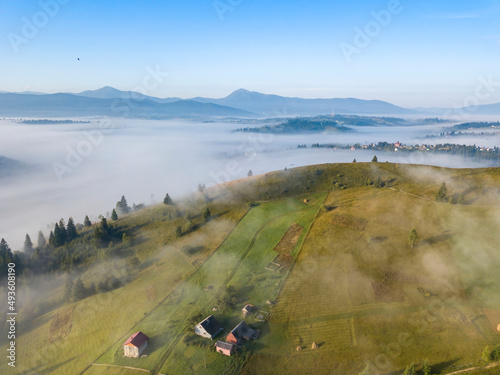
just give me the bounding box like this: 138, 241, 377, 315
2, 163, 500, 375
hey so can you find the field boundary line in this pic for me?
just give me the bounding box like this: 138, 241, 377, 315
90, 363, 151, 373
269, 192, 329, 320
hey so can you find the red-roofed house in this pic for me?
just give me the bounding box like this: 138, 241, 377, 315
226, 321, 260, 344
215, 341, 236, 356
123, 331, 149, 358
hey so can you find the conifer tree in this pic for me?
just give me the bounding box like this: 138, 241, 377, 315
71, 278, 85, 302
436, 182, 448, 202
163, 193, 173, 205
409, 228, 419, 248
59, 219, 67, 241
48, 231, 55, 247
84, 215, 92, 227
111, 209, 118, 221
24, 234, 34, 254
204, 207, 212, 222
0, 238, 13, 264
67, 217, 78, 241
37, 230, 46, 248
116, 195, 130, 214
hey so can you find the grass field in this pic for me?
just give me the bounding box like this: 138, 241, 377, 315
90, 193, 325, 374
2, 163, 500, 375
242, 168, 500, 375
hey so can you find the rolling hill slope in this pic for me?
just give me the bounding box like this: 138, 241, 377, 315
1, 163, 500, 375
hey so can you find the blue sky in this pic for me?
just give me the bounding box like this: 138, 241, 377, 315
0, 0, 499, 107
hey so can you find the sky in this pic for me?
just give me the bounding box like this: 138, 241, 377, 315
0, 0, 500, 107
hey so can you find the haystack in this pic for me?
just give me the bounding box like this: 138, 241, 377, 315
296, 346, 302, 351
497, 323, 500, 332
311, 342, 318, 349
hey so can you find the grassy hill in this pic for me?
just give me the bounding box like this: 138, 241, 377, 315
2, 162, 500, 375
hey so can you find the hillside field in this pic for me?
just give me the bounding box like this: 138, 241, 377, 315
1, 163, 500, 375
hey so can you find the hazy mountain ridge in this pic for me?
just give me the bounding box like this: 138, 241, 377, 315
3, 87, 500, 117
0, 92, 253, 118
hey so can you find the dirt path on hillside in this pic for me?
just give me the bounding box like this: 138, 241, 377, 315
444, 361, 500, 374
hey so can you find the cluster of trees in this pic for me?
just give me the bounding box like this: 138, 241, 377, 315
93, 217, 122, 247
482, 345, 500, 362
0, 238, 16, 276
63, 273, 122, 303
452, 121, 500, 130
47, 218, 78, 248
116, 195, 131, 215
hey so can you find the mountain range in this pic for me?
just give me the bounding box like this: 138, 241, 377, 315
1, 87, 500, 118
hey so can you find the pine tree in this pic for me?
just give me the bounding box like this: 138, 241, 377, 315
53, 222, 67, 247
491, 345, 500, 360
482, 346, 491, 361
67, 217, 78, 241
409, 228, 419, 248
37, 230, 46, 248
248, 169, 253, 177
422, 361, 431, 375
71, 277, 85, 302
436, 182, 448, 202
48, 231, 55, 247
0, 238, 13, 264
24, 234, 34, 255
59, 219, 67, 241
204, 207, 211, 222
116, 195, 130, 214
372, 155, 378, 162
111, 209, 118, 221
84, 215, 92, 227
101, 217, 109, 232
163, 193, 173, 205
353, 158, 357, 163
